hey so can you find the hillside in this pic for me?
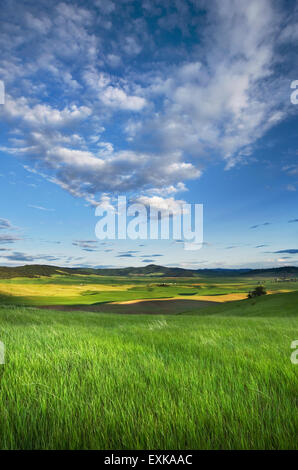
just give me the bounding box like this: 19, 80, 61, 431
0, 263, 298, 279
0, 265, 88, 279
189, 290, 298, 317
0, 264, 196, 279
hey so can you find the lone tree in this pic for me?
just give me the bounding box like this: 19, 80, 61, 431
247, 285, 267, 299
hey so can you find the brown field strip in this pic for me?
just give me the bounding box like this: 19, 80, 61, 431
40, 298, 218, 315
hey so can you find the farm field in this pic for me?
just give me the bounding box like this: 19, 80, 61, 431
0, 290, 297, 449
0, 271, 297, 449
0, 273, 296, 307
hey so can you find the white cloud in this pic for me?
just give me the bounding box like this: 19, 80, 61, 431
28, 205, 55, 212
100, 86, 146, 111
123, 37, 142, 56
146, 182, 188, 196
0, 0, 297, 206
17, 126, 198, 202
106, 54, 121, 67
94, 0, 115, 15
0, 219, 14, 230
131, 0, 291, 167
136, 196, 187, 216
0, 234, 21, 244
25, 12, 52, 34
3, 96, 91, 128
82, 70, 147, 111
283, 165, 298, 175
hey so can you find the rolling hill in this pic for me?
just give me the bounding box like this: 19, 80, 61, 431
0, 263, 298, 279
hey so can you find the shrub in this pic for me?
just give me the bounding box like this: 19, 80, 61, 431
247, 285, 267, 299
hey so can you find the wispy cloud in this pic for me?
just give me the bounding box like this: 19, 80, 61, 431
0, 251, 60, 262
0, 234, 21, 244
250, 222, 271, 229
72, 240, 99, 251
117, 253, 135, 258
140, 254, 163, 258
0, 219, 14, 230
274, 249, 298, 254
28, 204, 55, 212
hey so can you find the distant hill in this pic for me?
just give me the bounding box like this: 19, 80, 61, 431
0, 264, 198, 279
0, 263, 298, 279
0, 265, 87, 279
239, 266, 298, 278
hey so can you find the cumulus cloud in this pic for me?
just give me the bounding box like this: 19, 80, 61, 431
123, 36, 142, 56
3, 95, 91, 129
106, 54, 121, 68
94, 0, 115, 15
0, 0, 297, 205
7, 113, 199, 199
130, 0, 291, 169
100, 86, 147, 111
135, 196, 188, 216
144, 182, 188, 197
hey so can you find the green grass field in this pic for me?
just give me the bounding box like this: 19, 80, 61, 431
0, 273, 296, 306
0, 289, 297, 449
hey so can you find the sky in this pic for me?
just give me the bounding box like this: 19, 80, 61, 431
0, 0, 298, 270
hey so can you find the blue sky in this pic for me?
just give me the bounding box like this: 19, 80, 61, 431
0, 0, 298, 269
